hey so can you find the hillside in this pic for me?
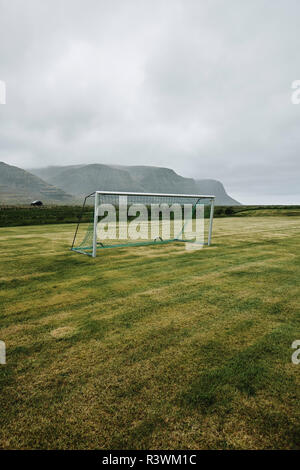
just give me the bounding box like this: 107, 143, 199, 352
113, 165, 198, 194
31, 164, 144, 196
195, 179, 240, 206
0, 162, 74, 204
31, 163, 240, 205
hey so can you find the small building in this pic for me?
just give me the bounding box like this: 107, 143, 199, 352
31, 200, 43, 206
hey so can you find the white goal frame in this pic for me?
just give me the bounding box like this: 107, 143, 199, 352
71, 190, 215, 257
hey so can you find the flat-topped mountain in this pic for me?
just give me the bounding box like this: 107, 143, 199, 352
31, 163, 240, 205
32, 164, 144, 196
113, 165, 198, 194
0, 161, 240, 205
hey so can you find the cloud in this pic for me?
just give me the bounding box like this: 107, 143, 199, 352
0, 0, 299, 203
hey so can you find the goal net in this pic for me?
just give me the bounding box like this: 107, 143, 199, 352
71, 191, 215, 257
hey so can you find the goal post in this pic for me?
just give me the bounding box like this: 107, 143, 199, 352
71, 191, 215, 257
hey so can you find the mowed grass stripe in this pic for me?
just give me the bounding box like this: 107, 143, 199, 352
0, 217, 299, 449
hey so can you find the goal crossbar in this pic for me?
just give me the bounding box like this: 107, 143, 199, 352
94, 190, 215, 198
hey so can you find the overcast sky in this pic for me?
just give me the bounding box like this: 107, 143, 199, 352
0, 0, 300, 204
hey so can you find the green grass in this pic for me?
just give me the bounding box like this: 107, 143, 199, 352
0, 217, 300, 449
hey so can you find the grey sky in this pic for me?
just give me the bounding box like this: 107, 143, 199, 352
0, 0, 300, 204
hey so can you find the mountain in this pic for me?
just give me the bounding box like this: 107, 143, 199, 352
113, 165, 198, 194
30, 163, 240, 205
31, 164, 144, 195
114, 165, 240, 205
0, 162, 74, 204
195, 179, 240, 205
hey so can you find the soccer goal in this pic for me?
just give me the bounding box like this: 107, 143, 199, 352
71, 191, 215, 257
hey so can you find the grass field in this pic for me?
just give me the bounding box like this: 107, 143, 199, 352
0, 217, 300, 449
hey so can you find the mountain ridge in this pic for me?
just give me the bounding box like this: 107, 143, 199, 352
0, 161, 240, 205
30, 163, 240, 205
